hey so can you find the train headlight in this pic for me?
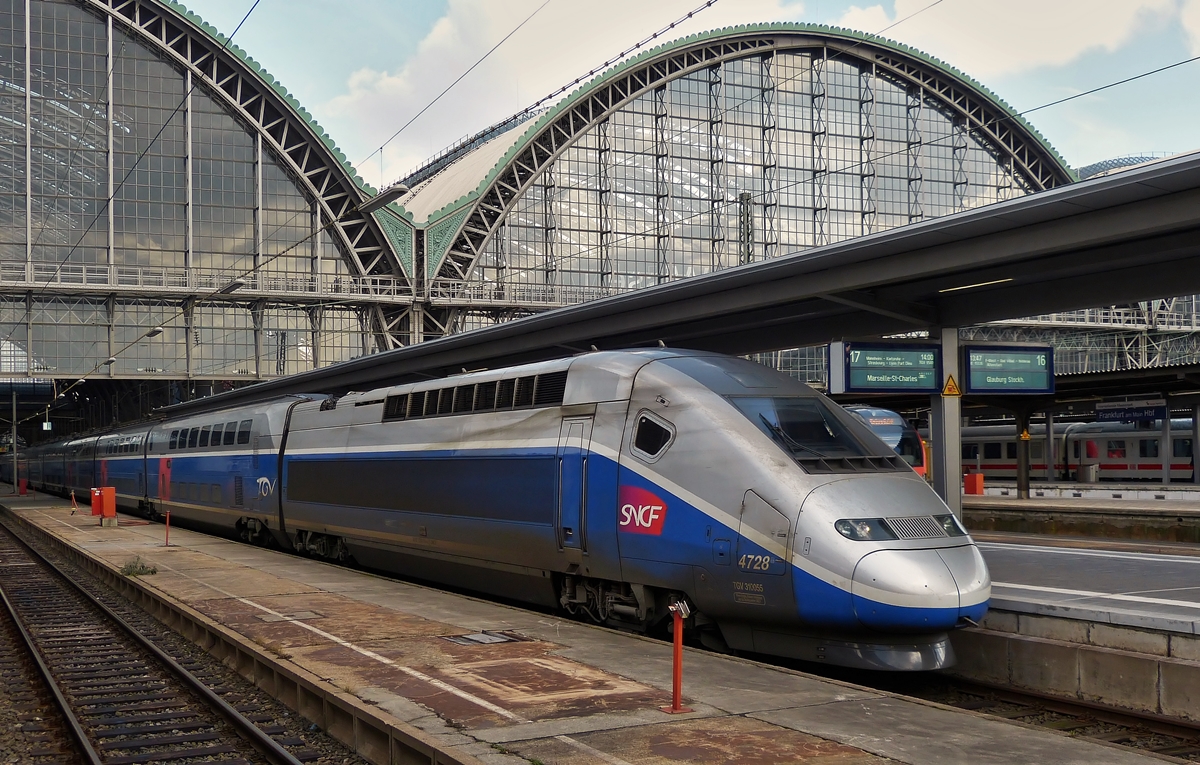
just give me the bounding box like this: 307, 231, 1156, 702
834, 518, 897, 541
935, 514, 968, 537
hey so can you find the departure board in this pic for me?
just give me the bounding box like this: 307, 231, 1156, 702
963, 346, 1054, 394
827, 342, 941, 394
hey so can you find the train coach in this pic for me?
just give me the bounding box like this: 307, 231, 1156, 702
960, 420, 1196, 482
19, 349, 990, 671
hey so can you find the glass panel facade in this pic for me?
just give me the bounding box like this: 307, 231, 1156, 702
0, 0, 370, 383
470, 50, 1034, 296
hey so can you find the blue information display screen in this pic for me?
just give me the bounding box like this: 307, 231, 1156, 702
963, 346, 1054, 394
840, 344, 941, 393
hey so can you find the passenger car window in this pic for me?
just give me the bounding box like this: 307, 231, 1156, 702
198, 426, 210, 447
632, 414, 674, 459
983, 443, 1001, 459
211, 424, 223, 445
169, 430, 178, 449
1107, 440, 1126, 459
962, 443, 979, 460
237, 420, 253, 445
187, 428, 199, 448
224, 422, 237, 445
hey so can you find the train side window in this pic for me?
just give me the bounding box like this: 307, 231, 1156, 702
983, 443, 1002, 459
223, 422, 237, 445
962, 443, 979, 460
1175, 439, 1193, 458
187, 428, 199, 448
169, 430, 178, 449
1107, 440, 1126, 459
198, 426, 210, 448
632, 412, 675, 461
211, 424, 223, 445
1005, 442, 1017, 459
237, 420, 252, 444
1139, 439, 1159, 458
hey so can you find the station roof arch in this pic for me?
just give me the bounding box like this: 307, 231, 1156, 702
390, 23, 1075, 284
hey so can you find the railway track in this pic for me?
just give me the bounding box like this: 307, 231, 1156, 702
0, 520, 309, 765
831, 669, 1200, 762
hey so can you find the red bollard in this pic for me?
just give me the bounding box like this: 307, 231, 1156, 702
163, 511, 171, 547
660, 600, 694, 714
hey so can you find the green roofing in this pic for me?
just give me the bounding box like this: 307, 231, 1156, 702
157, 0, 377, 197
414, 22, 1076, 225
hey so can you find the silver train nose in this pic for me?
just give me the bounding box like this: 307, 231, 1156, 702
850, 545, 990, 630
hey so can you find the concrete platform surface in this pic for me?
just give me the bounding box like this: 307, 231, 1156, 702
5, 496, 1169, 765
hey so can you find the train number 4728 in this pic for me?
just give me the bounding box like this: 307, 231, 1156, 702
738, 554, 772, 571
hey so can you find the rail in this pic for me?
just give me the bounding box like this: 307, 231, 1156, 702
427, 278, 614, 307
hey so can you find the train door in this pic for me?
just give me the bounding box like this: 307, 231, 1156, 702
557, 417, 593, 551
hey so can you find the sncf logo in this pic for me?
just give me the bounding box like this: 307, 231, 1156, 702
618, 485, 667, 535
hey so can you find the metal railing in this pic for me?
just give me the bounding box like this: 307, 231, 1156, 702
991, 307, 1200, 331
428, 279, 614, 307
0, 262, 412, 302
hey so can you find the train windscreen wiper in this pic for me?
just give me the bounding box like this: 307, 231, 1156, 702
759, 413, 829, 459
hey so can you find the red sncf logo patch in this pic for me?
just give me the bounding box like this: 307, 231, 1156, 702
618, 485, 667, 535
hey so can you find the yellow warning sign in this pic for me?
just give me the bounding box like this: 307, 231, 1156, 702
942, 375, 962, 397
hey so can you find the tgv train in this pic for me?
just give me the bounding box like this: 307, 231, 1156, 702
961, 420, 1196, 482
15, 350, 989, 671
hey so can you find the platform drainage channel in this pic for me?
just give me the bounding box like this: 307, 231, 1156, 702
442, 631, 522, 646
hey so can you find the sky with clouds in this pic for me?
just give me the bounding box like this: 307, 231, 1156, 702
188, 0, 1200, 189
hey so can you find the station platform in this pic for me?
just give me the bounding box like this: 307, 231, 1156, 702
1, 494, 1167, 765
980, 536, 1200, 636
963, 493, 1200, 543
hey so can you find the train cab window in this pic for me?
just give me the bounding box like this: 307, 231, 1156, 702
187, 428, 199, 448
962, 443, 979, 460
198, 426, 210, 447
1107, 440, 1126, 459
632, 413, 675, 460
210, 424, 223, 445
983, 443, 1002, 459
236, 420, 253, 445
1139, 439, 1159, 458
1006, 442, 1017, 459
1175, 439, 1193, 458
223, 422, 237, 445
169, 430, 178, 449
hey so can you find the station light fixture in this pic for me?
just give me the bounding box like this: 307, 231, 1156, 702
104, 357, 116, 366
357, 182, 410, 215
218, 278, 246, 294
937, 277, 1013, 294
144, 326, 163, 338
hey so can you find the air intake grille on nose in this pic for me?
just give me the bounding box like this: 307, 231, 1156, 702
887, 516, 946, 539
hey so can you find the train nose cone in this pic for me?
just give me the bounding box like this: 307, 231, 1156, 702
940, 543, 991, 623
851, 549, 962, 630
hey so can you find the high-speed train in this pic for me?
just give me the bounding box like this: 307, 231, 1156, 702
16, 350, 989, 671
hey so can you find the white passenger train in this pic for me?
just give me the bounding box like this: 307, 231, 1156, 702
960, 420, 1196, 482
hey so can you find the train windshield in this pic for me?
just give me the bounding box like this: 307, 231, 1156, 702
729, 396, 873, 459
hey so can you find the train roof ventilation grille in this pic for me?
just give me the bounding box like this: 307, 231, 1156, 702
887, 516, 947, 539
794, 454, 908, 474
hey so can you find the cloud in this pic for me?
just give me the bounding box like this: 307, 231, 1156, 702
836, 0, 1176, 81
319, 0, 805, 188
1182, 0, 1200, 54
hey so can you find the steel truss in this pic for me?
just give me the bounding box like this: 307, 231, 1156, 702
61, 0, 413, 351
422, 31, 1072, 334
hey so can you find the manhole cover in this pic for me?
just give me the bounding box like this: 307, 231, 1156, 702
443, 631, 519, 646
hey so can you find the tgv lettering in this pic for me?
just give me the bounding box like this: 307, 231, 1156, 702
620, 503, 663, 528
